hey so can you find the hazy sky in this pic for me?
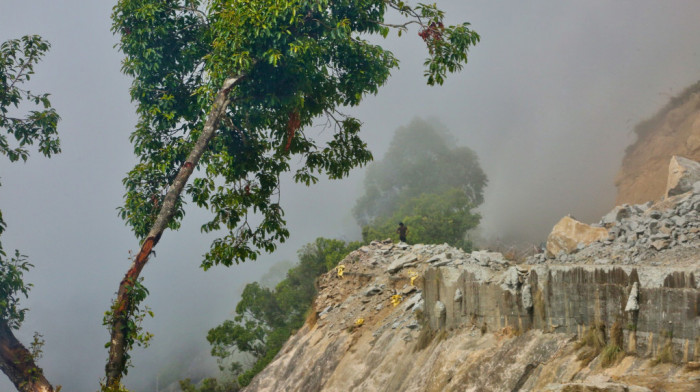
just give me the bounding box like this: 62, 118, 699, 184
1, 1, 699, 390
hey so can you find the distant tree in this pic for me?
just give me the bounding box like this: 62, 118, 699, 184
354, 118, 486, 249
107, 0, 479, 386
206, 238, 360, 387
362, 187, 481, 250
0, 35, 59, 392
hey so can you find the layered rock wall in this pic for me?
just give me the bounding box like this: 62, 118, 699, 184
423, 264, 700, 363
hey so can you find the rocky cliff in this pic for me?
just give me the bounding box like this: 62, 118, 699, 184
244, 158, 700, 392
616, 81, 700, 205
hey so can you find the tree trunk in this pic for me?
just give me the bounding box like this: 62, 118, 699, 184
0, 320, 54, 392
105, 77, 240, 387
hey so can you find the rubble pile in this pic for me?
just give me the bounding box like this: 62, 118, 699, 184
530, 156, 700, 267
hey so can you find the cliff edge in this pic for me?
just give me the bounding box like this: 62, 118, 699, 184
244, 157, 700, 392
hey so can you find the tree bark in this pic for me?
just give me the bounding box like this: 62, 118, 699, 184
105, 77, 240, 387
0, 320, 54, 392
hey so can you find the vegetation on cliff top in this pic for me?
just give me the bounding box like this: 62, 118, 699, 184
201, 238, 360, 389
355, 118, 487, 250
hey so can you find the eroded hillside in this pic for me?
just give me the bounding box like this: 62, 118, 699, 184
616, 81, 700, 205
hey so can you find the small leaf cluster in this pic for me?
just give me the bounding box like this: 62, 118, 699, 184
388, 1, 480, 85
103, 277, 154, 376
0, 35, 61, 162
0, 205, 33, 330
0, 245, 33, 330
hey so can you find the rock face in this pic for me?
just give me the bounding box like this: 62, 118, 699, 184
244, 157, 700, 392
616, 81, 700, 205
545, 216, 609, 258
666, 155, 700, 197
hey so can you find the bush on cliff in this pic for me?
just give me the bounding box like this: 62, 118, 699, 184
204, 238, 360, 388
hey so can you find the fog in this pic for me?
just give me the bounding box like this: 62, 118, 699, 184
0, 0, 699, 390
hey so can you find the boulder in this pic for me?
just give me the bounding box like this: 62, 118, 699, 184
665, 155, 700, 197
600, 205, 631, 227
386, 254, 417, 273
546, 216, 609, 258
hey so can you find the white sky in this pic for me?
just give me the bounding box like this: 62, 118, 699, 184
1, 0, 699, 390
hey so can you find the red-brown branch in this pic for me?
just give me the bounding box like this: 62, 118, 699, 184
105, 76, 240, 387
285, 110, 300, 152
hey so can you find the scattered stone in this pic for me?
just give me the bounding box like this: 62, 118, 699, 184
625, 282, 639, 312
471, 250, 508, 268
666, 155, 700, 197
546, 216, 608, 257
650, 239, 670, 251
365, 285, 383, 296
522, 283, 533, 309
454, 288, 463, 302
387, 254, 418, 273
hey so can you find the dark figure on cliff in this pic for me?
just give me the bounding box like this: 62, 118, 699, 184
397, 222, 408, 243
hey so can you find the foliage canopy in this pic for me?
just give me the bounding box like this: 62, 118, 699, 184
0, 34, 59, 392
112, 0, 479, 268
0, 34, 60, 329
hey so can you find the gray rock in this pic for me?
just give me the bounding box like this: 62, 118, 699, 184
499, 267, 521, 292
667, 156, 700, 197
471, 250, 508, 268
405, 320, 419, 329
387, 253, 418, 273
650, 239, 670, 251
365, 285, 383, 296
403, 292, 422, 311
625, 282, 639, 312
522, 283, 533, 309
434, 301, 446, 321
454, 289, 463, 302
319, 306, 333, 317
672, 215, 688, 227
601, 205, 630, 226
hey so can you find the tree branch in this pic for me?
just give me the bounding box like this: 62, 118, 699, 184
0, 320, 54, 392
105, 76, 241, 387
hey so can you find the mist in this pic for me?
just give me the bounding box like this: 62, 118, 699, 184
1, 0, 699, 390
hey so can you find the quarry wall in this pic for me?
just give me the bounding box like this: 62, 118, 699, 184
423, 264, 700, 363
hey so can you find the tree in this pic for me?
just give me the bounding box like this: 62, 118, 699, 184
206, 238, 360, 387
0, 35, 59, 392
106, 0, 479, 387
354, 118, 486, 248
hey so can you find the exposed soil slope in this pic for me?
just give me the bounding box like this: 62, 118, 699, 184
616, 81, 700, 205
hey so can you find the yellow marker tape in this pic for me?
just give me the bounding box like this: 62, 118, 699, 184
407, 270, 419, 286
391, 294, 402, 307
355, 318, 364, 326
337, 264, 345, 278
